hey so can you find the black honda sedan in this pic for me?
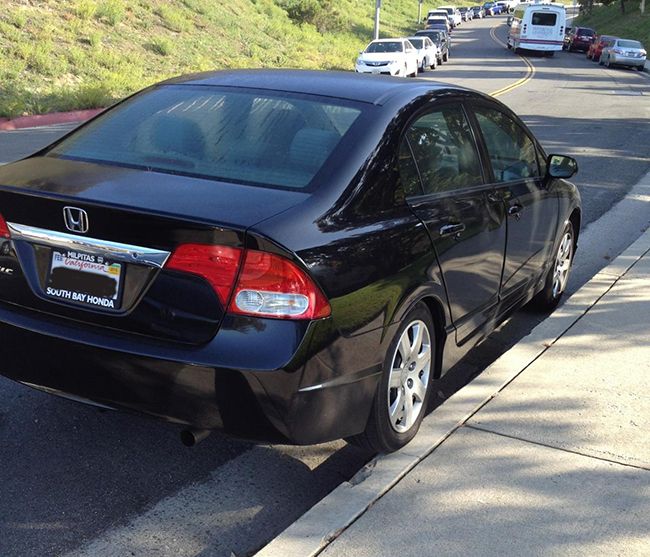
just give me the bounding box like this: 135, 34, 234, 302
0, 71, 580, 452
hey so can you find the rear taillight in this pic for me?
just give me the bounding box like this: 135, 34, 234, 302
230, 250, 330, 319
0, 213, 10, 239
166, 244, 243, 306
166, 244, 330, 320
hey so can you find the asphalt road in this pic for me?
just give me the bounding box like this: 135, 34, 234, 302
0, 15, 649, 557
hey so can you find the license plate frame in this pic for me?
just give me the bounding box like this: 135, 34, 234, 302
45, 249, 124, 311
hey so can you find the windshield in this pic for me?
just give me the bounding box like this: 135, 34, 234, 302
49, 85, 362, 190
618, 40, 642, 48
408, 38, 424, 48
366, 41, 403, 53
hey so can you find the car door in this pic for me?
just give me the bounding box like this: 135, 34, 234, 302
404, 40, 417, 74
400, 101, 507, 344
468, 101, 558, 308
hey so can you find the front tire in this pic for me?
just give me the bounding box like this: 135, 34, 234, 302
348, 304, 435, 453
530, 221, 575, 311
443, 50, 449, 62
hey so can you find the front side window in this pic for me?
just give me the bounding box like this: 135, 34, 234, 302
531, 12, 557, 26
473, 105, 540, 182
49, 85, 361, 190
402, 104, 483, 195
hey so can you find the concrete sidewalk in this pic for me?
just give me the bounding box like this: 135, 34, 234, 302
259, 228, 650, 556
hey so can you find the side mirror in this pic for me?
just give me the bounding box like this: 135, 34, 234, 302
547, 154, 578, 179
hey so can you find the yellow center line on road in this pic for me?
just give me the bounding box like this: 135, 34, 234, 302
488, 24, 536, 97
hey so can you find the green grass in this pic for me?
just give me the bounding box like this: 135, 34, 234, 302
0, 0, 466, 118
574, 4, 650, 48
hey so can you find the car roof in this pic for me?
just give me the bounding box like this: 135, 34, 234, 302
159, 70, 474, 107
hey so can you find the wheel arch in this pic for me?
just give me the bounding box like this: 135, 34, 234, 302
569, 207, 581, 249
420, 295, 448, 380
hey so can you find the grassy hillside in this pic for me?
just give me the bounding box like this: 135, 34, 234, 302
0, 0, 444, 118
574, 4, 650, 48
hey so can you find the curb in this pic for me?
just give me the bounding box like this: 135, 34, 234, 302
0, 108, 104, 131
255, 229, 650, 556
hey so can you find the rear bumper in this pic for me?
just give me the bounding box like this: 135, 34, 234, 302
609, 54, 646, 66
0, 303, 385, 444
571, 40, 593, 50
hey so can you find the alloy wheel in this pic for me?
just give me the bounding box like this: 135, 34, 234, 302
387, 320, 432, 433
552, 229, 573, 299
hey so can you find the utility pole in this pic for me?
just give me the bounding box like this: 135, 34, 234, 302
418, 0, 423, 24
373, 0, 381, 40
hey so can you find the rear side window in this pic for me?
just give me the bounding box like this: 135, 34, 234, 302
402, 104, 483, 195
48, 85, 361, 190
473, 105, 540, 182
531, 12, 557, 26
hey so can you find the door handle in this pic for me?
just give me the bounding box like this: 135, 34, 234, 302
508, 203, 523, 217
439, 223, 466, 237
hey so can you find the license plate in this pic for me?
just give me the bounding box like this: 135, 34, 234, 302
45, 249, 123, 310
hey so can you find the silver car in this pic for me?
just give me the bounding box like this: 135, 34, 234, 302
600, 38, 647, 71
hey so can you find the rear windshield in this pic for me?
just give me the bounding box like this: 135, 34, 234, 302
577, 28, 595, 36
531, 12, 557, 26
418, 30, 442, 40
428, 18, 447, 23
366, 41, 403, 53
48, 85, 361, 190
408, 38, 424, 48
618, 40, 642, 48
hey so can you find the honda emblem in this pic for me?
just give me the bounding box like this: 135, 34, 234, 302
63, 207, 89, 234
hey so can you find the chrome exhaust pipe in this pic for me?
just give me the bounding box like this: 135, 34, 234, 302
180, 428, 211, 447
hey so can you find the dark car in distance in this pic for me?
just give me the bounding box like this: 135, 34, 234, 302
415, 29, 451, 63
0, 71, 581, 453
565, 27, 596, 52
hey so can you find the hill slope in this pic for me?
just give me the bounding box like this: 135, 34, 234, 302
0, 0, 432, 118
574, 4, 650, 49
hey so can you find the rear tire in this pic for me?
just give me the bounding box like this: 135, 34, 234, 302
530, 221, 575, 311
347, 303, 435, 453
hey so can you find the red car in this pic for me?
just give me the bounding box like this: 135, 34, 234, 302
566, 27, 596, 52
587, 34, 619, 62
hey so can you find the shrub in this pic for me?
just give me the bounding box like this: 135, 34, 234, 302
147, 37, 173, 56
96, 0, 125, 26
75, 0, 97, 20
156, 5, 190, 32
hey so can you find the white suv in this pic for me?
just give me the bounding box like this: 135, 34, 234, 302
355, 39, 419, 77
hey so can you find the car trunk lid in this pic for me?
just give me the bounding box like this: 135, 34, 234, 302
0, 157, 307, 345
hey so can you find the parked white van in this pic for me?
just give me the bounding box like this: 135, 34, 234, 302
507, 2, 566, 55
